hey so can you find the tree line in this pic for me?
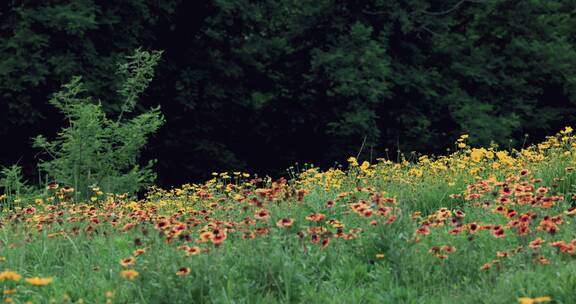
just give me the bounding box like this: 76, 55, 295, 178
1, 0, 575, 186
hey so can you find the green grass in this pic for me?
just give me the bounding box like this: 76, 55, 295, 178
1, 130, 576, 303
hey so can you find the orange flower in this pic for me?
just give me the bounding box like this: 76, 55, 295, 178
211, 230, 227, 245
61, 186, 74, 193
311, 234, 320, 243
536, 256, 550, 265
564, 207, 576, 216
308, 226, 327, 234
386, 214, 398, 224
321, 238, 330, 249
441, 245, 456, 253
492, 226, 505, 238
120, 269, 139, 280
467, 222, 479, 233
550, 240, 565, 248
493, 206, 507, 214
306, 213, 326, 222
155, 221, 170, 230
550, 241, 574, 254
453, 210, 465, 218
0, 271, 21, 281
518, 296, 552, 304
186, 246, 201, 256
25, 277, 53, 286
428, 246, 441, 254
255, 227, 269, 236
122, 223, 135, 232
242, 231, 256, 239
199, 231, 213, 242
416, 226, 430, 236
480, 263, 492, 270
517, 225, 530, 236
133, 248, 146, 256
362, 209, 373, 217
529, 238, 545, 249
120, 257, 136, 266
448, 226, 465, 235
176, 267, 191, 276
276, 218, 294, 228
411, 212, 422, 220
536, 187, 549, 194
506, 209, 518, 219
254, 209, 271, 220
23, 207, 36, 215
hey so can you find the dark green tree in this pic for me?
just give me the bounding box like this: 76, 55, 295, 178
1, 0, 575, 185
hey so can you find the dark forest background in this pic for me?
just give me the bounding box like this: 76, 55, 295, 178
1, 0, 575, 187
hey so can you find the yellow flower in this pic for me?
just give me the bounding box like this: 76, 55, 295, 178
518, 296, 551, 304
485, 151, 494, 159
375, 253, 385, 259
360, 161, 370, 171
0, 271, 21, 281
25, 277, 53, 286
457, 143, 466, 149
496, 151, 508, 160
467, 165, 479, 173
347, 157, 358, 166
120, 269, 139, 280
470, 148, 484, 162
408, 168, 423, 178
3, 289, 16, 295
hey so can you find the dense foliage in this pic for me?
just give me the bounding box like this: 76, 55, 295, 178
1, 0, 575, 185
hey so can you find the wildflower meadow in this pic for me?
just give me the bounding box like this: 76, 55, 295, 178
2, 2, 576, 303
2, 128, 576, 303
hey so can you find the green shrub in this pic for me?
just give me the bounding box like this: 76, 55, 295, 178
33, 49, 164, 200
0, 164, 29, 209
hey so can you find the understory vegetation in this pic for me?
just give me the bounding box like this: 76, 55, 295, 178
1, 127, 576, 303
